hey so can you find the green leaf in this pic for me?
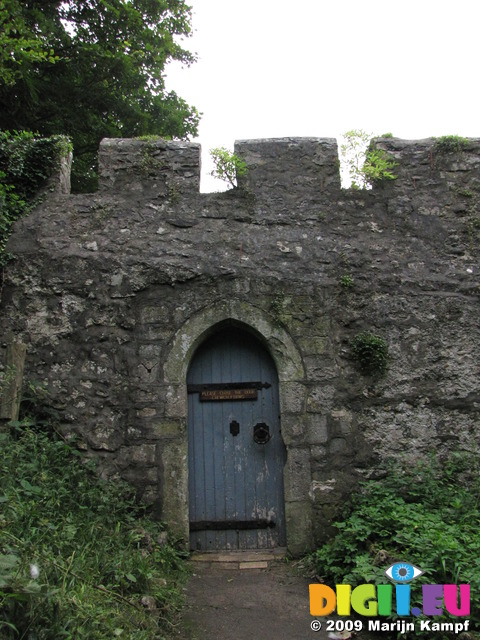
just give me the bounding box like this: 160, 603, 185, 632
19, 479, 42, 494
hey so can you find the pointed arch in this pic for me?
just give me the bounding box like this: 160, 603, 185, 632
164, 300, 304, 386
159, 300, 312, 554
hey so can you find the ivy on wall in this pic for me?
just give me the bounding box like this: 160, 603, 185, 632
351, 331, 389, 375
0, 131, 71, 267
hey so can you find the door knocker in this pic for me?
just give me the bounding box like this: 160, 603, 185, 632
253, 422, 271, 444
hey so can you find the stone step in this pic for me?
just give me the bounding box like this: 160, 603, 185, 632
190, 548, 287, 569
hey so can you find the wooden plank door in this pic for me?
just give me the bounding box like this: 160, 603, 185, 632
187, 327, 286, 551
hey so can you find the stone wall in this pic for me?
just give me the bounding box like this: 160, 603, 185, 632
1, 136, 479, 554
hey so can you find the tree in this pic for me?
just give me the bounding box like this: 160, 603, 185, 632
0, 0, 200, 191
0, 0, 58, 86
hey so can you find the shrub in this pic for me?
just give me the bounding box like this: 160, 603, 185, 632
309, 451, 480, 637
0, 423, 188, 639
210, 147, 247, 188
339, 274, 354, 289
340, 130, 397, 189
362, 146, 397, 187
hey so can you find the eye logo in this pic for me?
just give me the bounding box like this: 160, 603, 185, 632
385, 562, 423, 583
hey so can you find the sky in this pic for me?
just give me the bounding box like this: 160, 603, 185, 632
165, 0, 480, 190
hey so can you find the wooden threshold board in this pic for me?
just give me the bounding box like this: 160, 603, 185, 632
190, 548, 287, 567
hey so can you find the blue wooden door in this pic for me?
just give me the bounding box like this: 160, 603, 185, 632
187, 328, 286, 551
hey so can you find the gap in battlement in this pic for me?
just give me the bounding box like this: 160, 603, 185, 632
199, 145, 229, 194
338, 133, 371, 190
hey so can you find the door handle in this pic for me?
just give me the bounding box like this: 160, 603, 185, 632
253, 422, 271, 444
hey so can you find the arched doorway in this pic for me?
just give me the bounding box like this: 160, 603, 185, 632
187, 326, 286, 551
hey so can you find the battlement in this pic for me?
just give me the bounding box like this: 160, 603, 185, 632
373, 136, 480, 193
235, 137, 341, 193
98, 138, 201, 196
93, 136, 480, 200
95, 136, 342, 197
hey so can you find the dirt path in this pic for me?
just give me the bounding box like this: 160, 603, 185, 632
178, 559, 329, 640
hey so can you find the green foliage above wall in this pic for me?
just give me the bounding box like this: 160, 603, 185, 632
0, 0, 200, 192
0, 131, 71, 267
433, 135, 469, 154
341, 130, 397, 189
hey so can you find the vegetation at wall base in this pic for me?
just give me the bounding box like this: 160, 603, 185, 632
309, 451, 480, 638
0, 421, 188, 639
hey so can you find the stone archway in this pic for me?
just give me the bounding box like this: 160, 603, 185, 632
160, 300, 312, 555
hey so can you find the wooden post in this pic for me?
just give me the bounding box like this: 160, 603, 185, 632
0, 342, 27, 424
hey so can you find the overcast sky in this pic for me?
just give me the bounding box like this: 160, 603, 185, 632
166, 0, 480, 190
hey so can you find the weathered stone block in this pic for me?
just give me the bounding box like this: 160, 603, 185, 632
98, 138, 201, 196
306, 385, 336, 411
129, 443, 156, 465
310, 445, 327, 462
284, 447, 311, 502
285, 501, 313, 555
279, 381, 306, 414
235, 138, 341, 196
306, 413, 328, 444
297, 336, 328, 356
328, 437, 348, 455
165, 384, 187, 418
280, 414, 307, 446
153, 419, 186, 438
159, 440, 188, 540
329, 408, 353, 436
309, 478, 337, 505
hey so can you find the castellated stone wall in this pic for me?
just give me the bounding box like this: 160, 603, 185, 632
1, 136, 479, 554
